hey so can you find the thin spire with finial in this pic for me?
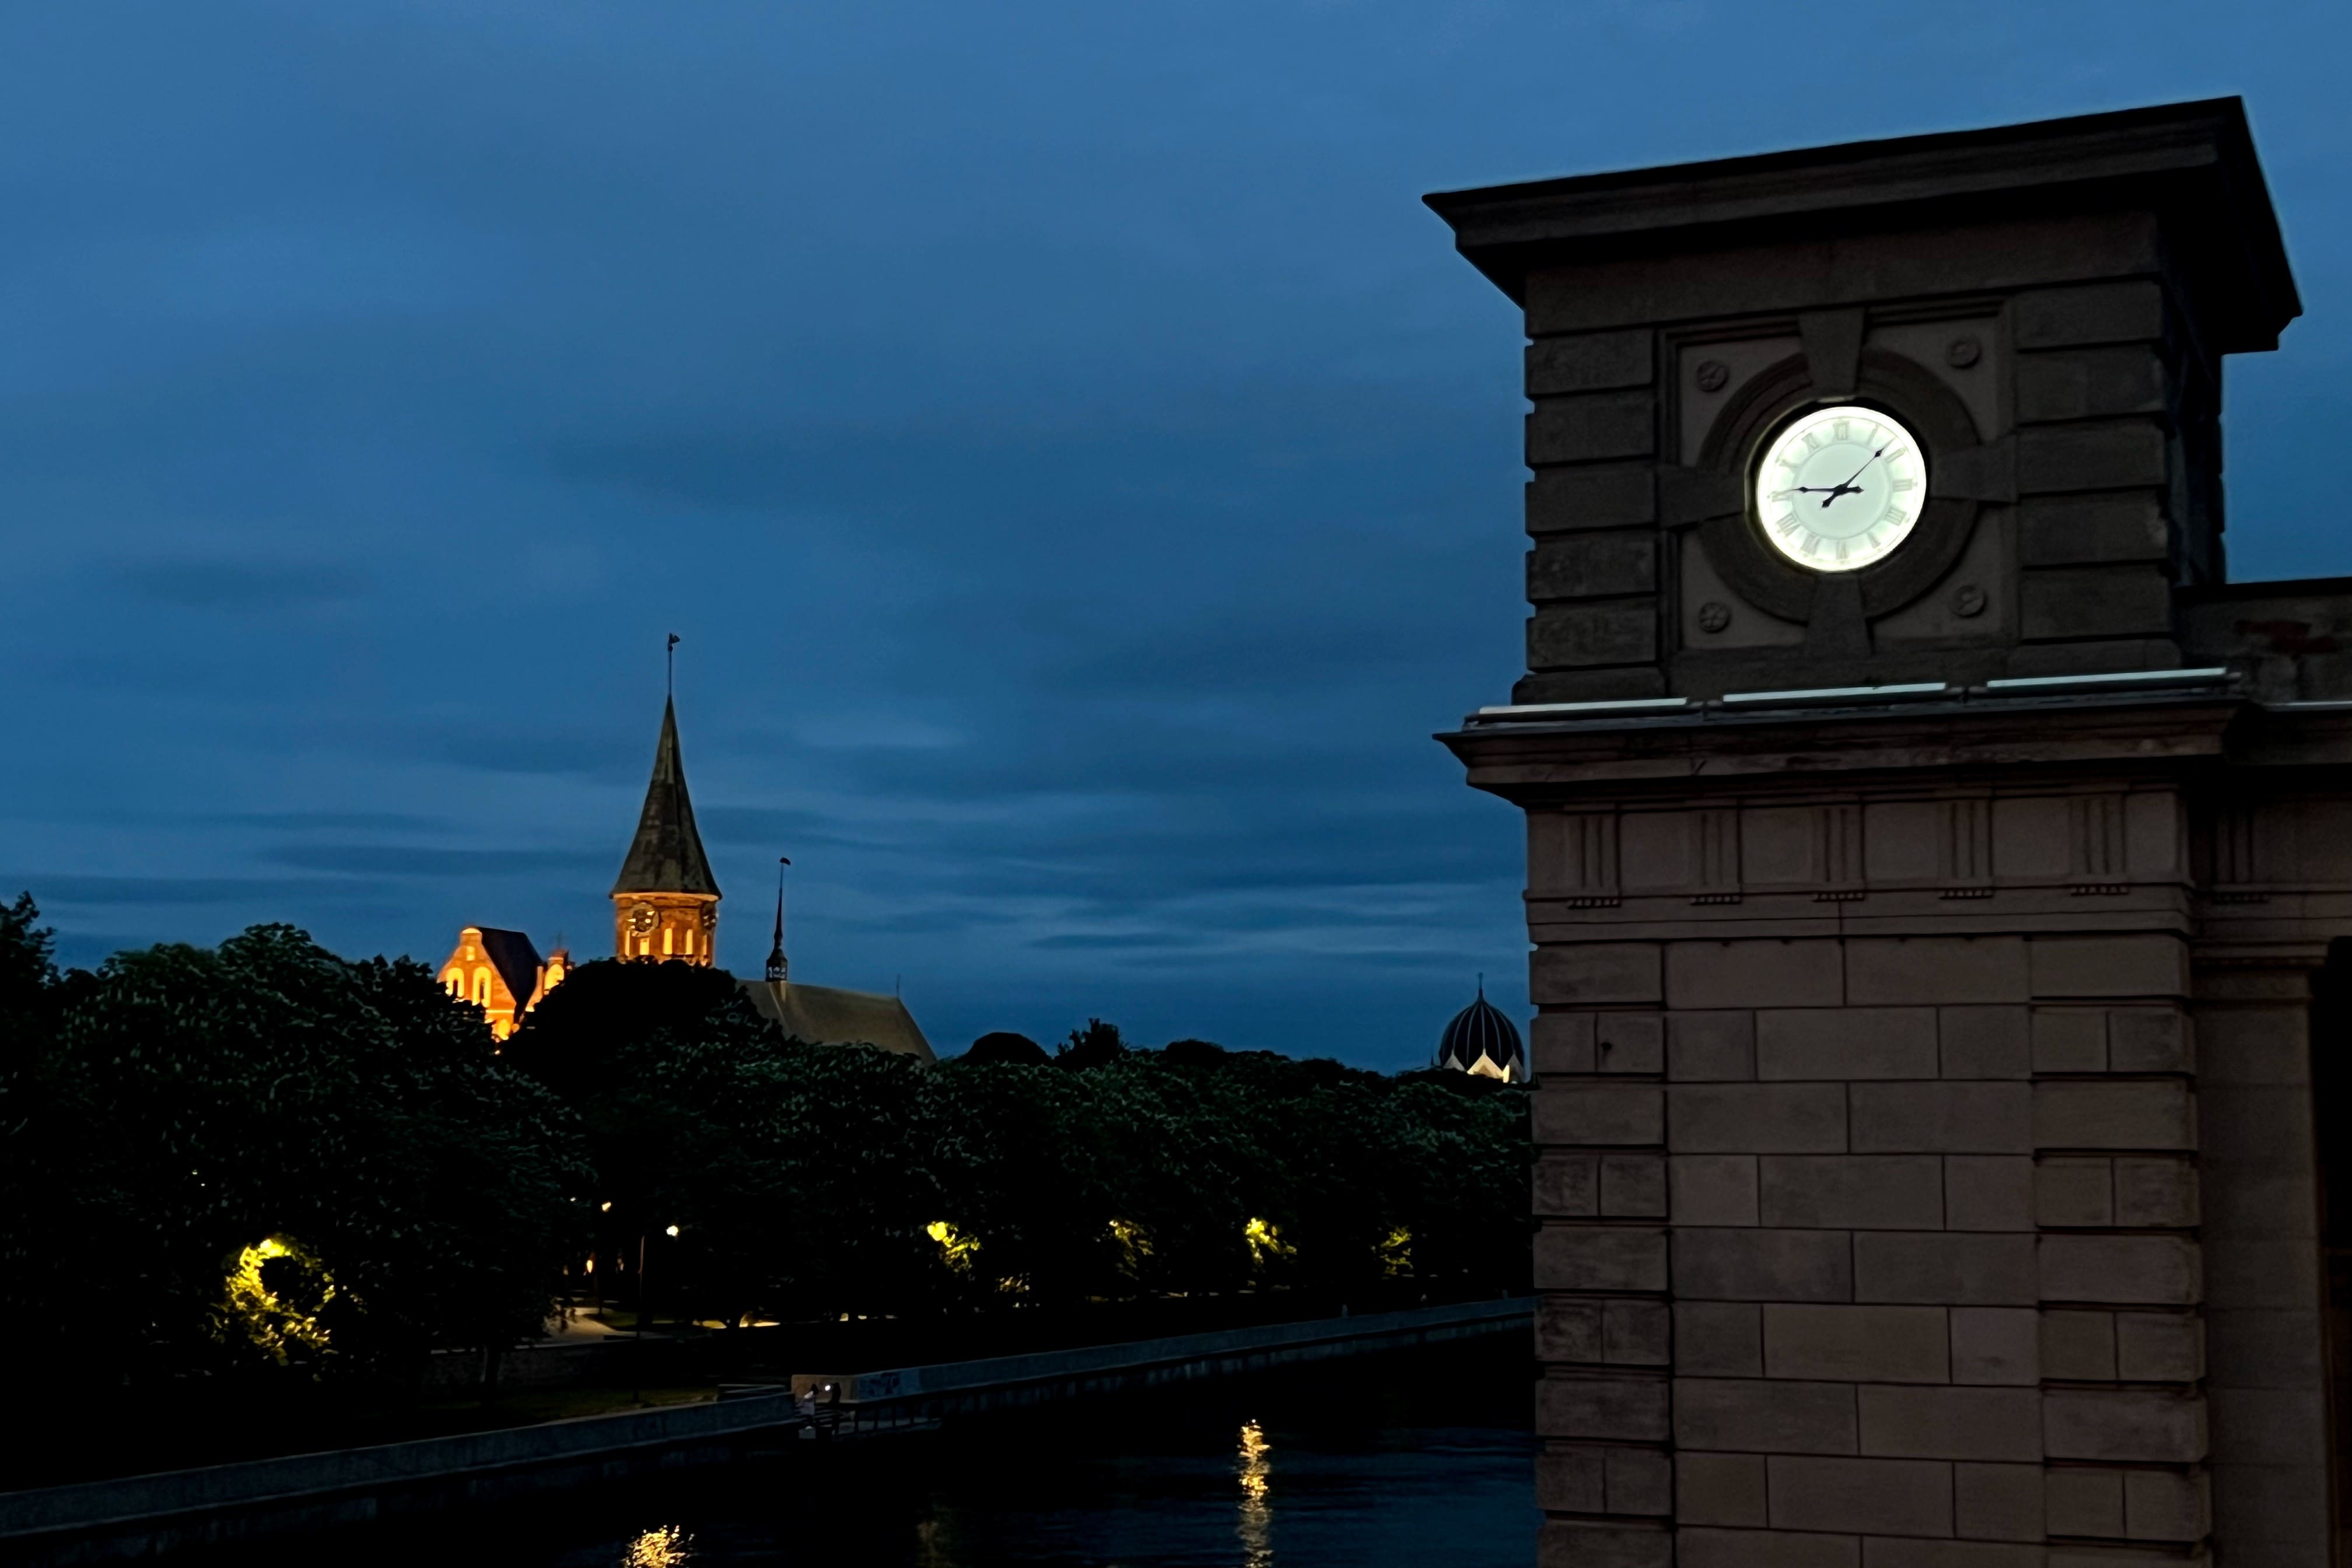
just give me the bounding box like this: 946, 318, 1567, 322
611, 692, 718, 897
765, 856, 790, 983
666, 632, 680, 698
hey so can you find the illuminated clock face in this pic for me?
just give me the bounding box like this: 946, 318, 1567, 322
627, 904, 657, 935
1752, 404, 1927, 573
698, 904, 718, 930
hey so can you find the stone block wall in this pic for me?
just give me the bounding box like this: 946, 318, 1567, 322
1521, 325, 1665, 704
2007, 278, 2213, 676
1534, 925, 2225, 1567
1510, 228, 2230, 703
2192, 965, 2334, 1564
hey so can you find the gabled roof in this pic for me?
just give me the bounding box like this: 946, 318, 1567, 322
612, 698, 720, 897
739, 978, 935, 1063
475, 927, 544, 1006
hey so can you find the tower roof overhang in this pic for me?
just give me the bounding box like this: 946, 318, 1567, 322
1424, 97, 2298, 354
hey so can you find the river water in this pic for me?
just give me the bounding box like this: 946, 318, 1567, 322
378, 1339, 1535, 1567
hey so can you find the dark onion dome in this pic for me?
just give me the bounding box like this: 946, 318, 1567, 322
1435, 983, 1526, 1083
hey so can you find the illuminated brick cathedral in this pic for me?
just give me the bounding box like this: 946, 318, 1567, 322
609, 697, 722, 965
437, 694, 931, 1060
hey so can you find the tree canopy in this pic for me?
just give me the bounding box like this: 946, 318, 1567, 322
0, 907, 587, 1386
1, 901, 1529, 1388
502, 963, 1529, 1322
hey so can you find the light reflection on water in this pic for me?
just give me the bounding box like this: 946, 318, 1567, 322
1236, 1419, 1272, 1567
622, 1524, 693, 1567
317, 1341, 1534, 1567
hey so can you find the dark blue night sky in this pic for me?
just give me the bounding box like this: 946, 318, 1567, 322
2, 2, 2346, 1068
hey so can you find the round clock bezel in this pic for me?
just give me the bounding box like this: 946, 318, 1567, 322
1747, 402, 1929, 575
1690, 346, 1986, 626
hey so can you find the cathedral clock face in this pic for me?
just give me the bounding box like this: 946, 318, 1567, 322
1752, 404, 1927, 573
627, 904, 657, 935
698, 904, 718, 930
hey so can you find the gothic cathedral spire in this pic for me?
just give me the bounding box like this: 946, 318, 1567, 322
611, 696, 721, 964
765, 857, 789, 984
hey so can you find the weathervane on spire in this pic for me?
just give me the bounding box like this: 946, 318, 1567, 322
666, 632, 680, 698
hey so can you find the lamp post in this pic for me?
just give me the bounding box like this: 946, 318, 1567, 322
635, 1224, 681, 1339
662, 1225, 679, 1330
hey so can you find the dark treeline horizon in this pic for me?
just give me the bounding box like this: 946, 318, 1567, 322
0, 892, 1528, 1394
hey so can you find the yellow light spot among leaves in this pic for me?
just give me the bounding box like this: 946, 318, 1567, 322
1378, 1225, 1413, 1278
1108, 1217, 1153, 1278
217, 1236, 335, 1365
926, 1219, 979, 1273
1243, 1217, 1294, 1271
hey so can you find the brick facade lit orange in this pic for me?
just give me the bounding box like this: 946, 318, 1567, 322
435, 926, 569, 1040
611, 892, 718, 965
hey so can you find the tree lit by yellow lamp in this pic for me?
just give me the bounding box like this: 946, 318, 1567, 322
217, 1236, 336, 1365
926, 1219, 979, 1273
1108, 1217, 1153, 1279
1243, 1217, 1294, 1272
1378, 1226, 1413, 1278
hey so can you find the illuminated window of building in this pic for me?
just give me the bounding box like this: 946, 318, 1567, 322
474, 970, 491, 1005
683, 928, 695, 956
638, 937, 650, 957
663, 925, 674, 956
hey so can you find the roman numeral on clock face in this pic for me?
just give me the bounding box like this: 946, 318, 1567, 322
1750, 404, 1929, 575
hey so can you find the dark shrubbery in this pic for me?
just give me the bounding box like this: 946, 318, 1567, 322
507, 966, 1530, 1323
0, 900, 1530, 1387
0, 904, 586, 1389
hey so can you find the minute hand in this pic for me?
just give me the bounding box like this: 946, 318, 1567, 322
1815, 442, 1891, 506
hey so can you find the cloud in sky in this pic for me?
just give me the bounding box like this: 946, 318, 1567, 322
1, 0, 2348, 1065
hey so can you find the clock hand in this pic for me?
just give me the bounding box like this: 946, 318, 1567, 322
1796, 442, 1894, 508
1829, 442, 1891, 491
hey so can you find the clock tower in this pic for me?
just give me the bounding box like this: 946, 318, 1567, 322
612, 696, 720, 964
1427, 100, 2352, 1568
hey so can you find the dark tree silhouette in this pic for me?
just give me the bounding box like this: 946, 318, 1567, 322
963, 1030, 1051, 1066
1056, 1017, 1129, 1070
